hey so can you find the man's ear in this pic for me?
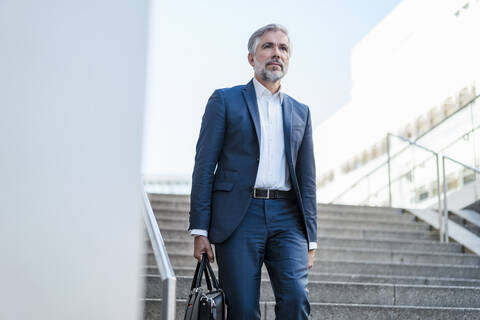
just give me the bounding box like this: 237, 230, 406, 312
247, 53, 255, 67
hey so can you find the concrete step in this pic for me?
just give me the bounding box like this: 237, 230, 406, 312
142, 298, 187, 320
151, 206, 415, 223
317, 203, 404, 215
319, 210, 416, 222
313, 260, 480, 279
152, 244, 480, 266
149, 202, 411, 220
450, 216, 480, 236
156, 212, 424, 232
148, 193, 189, 202
155, 226, 447, 246
266, 302, 480, 320
151, 205, 189, 215
148, 196, 404, 215
313, 246, 479, 265
148, 202, 189, 212
148, 253, 480, 279
142, 298, 480, 320
156, 218, 188, 229
152, 232, 461, 253
155, 228, 190, 240
158, 222, 439, 240
151, 232, 459, 254
150, 201, 405, 212
317, 236, 462, 253
317, 226, 439, 240
449, 214, 480, 236
156, 216, 426, 231
318, 217, 430, 231
144, 275, 480, 307
164, 266, 480, 287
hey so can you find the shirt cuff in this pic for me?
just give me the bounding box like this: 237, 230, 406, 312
308, 242, 317, 250
190, 229, 208, 237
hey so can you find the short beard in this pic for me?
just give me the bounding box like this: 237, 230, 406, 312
253, 57, 288, 82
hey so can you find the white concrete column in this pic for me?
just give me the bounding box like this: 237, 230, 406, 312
0, 1, 148, 319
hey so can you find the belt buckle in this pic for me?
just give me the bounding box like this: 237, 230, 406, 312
254, 188, 270, 199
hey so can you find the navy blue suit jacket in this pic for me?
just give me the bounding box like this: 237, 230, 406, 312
189, 79, 317, 245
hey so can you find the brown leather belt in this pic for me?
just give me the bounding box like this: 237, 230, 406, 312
252, 188, 294, 200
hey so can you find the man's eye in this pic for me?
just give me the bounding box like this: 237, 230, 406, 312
281, 47, 288, 51
263, 43, 272, 48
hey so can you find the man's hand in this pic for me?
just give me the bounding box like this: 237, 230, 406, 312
193, 235, 215, 263
308, 249, 316, 270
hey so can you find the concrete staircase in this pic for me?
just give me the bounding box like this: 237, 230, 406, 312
142, 194, 480, 319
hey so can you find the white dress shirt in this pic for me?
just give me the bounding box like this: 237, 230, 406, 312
191, 78, 317, 250
252, 78, 291, 191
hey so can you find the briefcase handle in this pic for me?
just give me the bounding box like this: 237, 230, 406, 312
191, 253, 212, 291
204, 254, 220, 289
191, 253, 220, 291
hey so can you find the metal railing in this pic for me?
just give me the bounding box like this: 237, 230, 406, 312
331, 132, 480, 243
330, 93, 480, 206
143, 189, 176, 319
442, 155, 480, 242
330, 160, 388, 205
387, 133, 443, 240
331, 133, 444, 240
329, 93, 480, 245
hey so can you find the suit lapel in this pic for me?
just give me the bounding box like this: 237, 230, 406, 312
282, 95, 294, 170
242, 80, 294, 172
242, 80, 261, 146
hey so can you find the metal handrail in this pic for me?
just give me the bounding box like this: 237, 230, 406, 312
330, 160, 389, 203
388, 133, 438, 157
436, 122, 480, 155
442, 155, 480, 242
443, 155, 480, 175
330, 94, 480, 205
331, 133, 437, 204
413, 94, 480, 142
143, 189, 176, 319
330, 133, 444, 240
387, 133, 443, 241
329, 95, 480, 244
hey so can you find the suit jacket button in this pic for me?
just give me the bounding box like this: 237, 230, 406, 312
256, 157, 259, 162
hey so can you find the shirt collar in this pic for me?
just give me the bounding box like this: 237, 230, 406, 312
252, 77, 284, 104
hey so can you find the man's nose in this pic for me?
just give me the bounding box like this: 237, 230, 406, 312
272, 45, 281, 57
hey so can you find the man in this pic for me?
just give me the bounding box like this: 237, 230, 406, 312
189, 24, 317, 320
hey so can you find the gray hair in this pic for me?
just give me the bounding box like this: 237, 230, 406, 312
247, 24, 290, 55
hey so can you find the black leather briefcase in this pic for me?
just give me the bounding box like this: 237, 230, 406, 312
184, 253, 225, 320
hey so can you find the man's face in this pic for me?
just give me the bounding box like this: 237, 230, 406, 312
248, 30, 290, 82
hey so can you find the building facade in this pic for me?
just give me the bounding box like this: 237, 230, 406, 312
315, 0, 480, 207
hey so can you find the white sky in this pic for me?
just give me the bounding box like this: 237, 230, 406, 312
142, 0, 402, 176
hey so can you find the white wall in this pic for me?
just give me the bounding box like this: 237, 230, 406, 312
0, 1, 148, 319
315, 0, 480, 202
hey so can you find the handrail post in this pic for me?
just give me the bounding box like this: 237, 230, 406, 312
386, 133, 392, 207
442, 156, 449, 243
469, 101, 479, 201
441, 154, 480, 242
435, 154, 443, 242
388, 133, 447, 240
142, 190, 176, 319
162, 277, 177, 319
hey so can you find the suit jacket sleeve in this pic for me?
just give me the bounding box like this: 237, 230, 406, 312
189, 90, 226, 231
296, 106, 317, 245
